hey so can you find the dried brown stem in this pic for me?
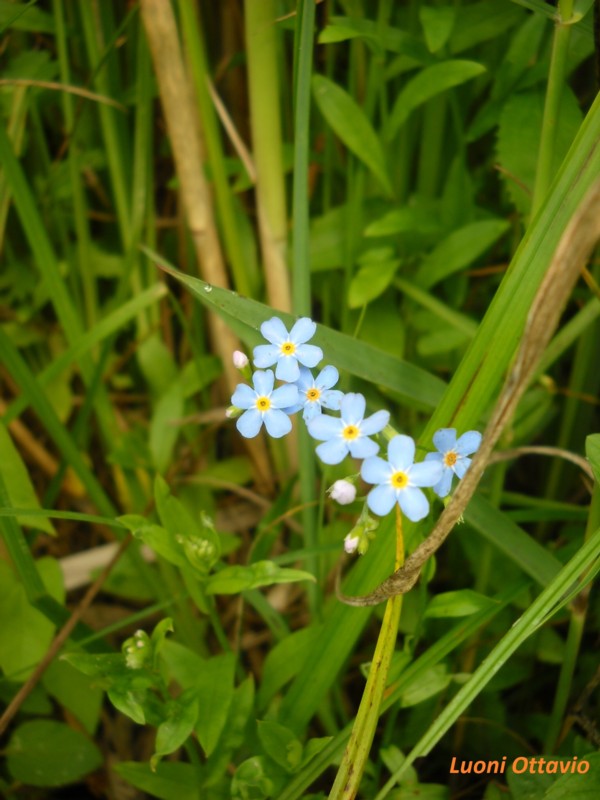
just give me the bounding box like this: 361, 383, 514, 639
340, 179, 600, 606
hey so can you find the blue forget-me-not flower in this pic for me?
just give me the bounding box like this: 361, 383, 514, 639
253, 317, 323, 382
425, 428, 482, 498
231, 369, 298, 439
307, 393, 390, 465
285, 365, 344, 421
361, 434, 443, 521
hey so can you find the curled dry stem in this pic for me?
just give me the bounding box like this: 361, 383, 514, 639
340, 179, 600, 606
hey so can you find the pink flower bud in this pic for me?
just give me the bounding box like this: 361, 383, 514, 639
344, 534, 360, 554
232, 350, 249, 369
329, 479, 357, 505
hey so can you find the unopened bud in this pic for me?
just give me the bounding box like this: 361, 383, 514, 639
344, 534, 360, 554
226, 405, 242, 419
329, 479, 357, 505
233, 350, 249, 369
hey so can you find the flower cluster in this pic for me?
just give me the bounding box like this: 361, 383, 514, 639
229, 316, 481, 550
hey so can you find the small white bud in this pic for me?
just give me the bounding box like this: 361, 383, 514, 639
226, 405, 240, 419
329, 479, 357, 505
232, 350, 249, 369
344, 534, 360, 554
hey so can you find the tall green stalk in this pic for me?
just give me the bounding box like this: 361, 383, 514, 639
292, 0, 319, 610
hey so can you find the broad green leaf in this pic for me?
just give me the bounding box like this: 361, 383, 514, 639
203, 678, 255, 788
257, 720, 303, 773
415, 219, 509, 289
586, 434, 600, 485
6, 720, 102, 787
348, 260, 399, 308
0, 422, 54, 534
0, 1, 55, 33
399, 665, 451, 707
450, 0, 524, 54
419, 6, 455, 53
42, 659, 103, 735
108, 685, 147, 725
258, 625, 322, 710
150, 382, 185, 473
388, 60, 486, 138
148, 255, 446, 410
544, 753, 600, 798
118, 515, 186, 568
0, 557, 63, 680
424, 589, 496, 619
496, 88, 583, 216
152, 688, 199, 771
312, 74, 392, 195
365, 206, 441, 237
114, 761, 201, 800
231, 757, 274, 800
318, 16, 431, 63
205, 561, 315, 595
194, 652, 236, 756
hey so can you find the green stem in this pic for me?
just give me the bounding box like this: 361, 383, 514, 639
292, 0, 319, 612
544, 485, 600, 752
329, 508, 404, 799
531, 2, 573, 215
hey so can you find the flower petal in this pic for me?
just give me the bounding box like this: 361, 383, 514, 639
264, 409, 292, 438
433, 428, 456, 453
295, 366, 314, 392
289, 317, 316, 344
455, 430, 482, 457
388, 435, 415, 471
283, 402, 303, 415
295, 343, 323, 368
236, 408, 263, 438
302, 403, 321, 421
399, 487, 430, 522
231, 383, 256, 409
275, 356, 300, 382
454, 456, 472, 479
366, 484, 397, 517
271, 383, 299, 408
360, 409, 390, 436
307, 414, 342, 441
349, 436, 379, 459
253, 344, 279, 368
253, 369, 274, 396
341, 393, 366, 424
316, 365, 339, 391
316, 438, 349, 465
408, 460, 444, 488
433, 468, 453, 498
361, 456, 392, 485
261, 317, 288, 344
424, 452, 443, 464
321, 389, 344, 411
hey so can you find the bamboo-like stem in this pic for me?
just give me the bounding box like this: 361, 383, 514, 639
531, 0, 574, 215
139, 0, 272, 490
244, 0, 292, 313
329, 507, 404, 799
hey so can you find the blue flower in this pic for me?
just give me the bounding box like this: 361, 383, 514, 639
285, 365, 344, 421
253, 317, 323, 382
307, 393, 389, 465
425, 428, 482, 498
361, 435, 443, 521
231, 370, 298, 439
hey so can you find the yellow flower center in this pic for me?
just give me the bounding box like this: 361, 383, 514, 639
342, 424, 360, 440
306, 388, 321, 403
256, 396, 271, 412
280, 341, 296, 356
444, 451, 458, 467
391, 471, 409, 489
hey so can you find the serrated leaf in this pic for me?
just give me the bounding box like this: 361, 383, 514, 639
205, 561, 315, 595
312, 74, 393, 195
388, 60, 486, 138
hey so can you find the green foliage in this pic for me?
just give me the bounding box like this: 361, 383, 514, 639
0, 0, 598, 798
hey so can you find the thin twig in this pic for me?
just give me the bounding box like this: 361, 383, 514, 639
0, 79, 127, 110
488, 445, 594, 481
